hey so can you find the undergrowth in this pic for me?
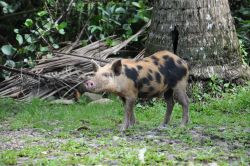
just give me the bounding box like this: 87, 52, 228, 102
0, 83, 249, 165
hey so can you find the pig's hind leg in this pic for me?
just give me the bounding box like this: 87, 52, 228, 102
174, 88, 189, 126
161, 89, 175, 127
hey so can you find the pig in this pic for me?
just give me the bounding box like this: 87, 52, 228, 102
84, 50, 189, 131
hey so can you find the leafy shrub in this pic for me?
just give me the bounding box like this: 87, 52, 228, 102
230, 0, 250, 65
0, 0, 151, 79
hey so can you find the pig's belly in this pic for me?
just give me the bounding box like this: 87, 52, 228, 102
137, 85, 166, 99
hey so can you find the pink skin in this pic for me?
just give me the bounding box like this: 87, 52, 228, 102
85, 80, 96, 90
83, 57, 189, 131
83, 60, 137, 131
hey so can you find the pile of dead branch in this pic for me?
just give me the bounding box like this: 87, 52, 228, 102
0, 22, 149, 101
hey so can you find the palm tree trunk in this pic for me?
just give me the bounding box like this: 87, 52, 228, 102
146, 0, 250, 80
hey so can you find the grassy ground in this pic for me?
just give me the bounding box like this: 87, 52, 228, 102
0, 84, 249, 165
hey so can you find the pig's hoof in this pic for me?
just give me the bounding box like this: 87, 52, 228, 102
120, 125, 128, 132
158, 124, 168, 130
180, 123, 187, 128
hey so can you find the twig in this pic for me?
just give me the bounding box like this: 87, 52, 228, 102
65, 22, 88, 53
65, 3, 96, 53
99, 20, 151, 57
55, 0, 75, 24
45, 2, 54, 23
35, 23, 54, 53
134, 49, 145, 59
0, 65, 77, 88
0, 65, 49, 80
52, 51, 110, 63
0, 9, 39, 20
62, 80, 85, 98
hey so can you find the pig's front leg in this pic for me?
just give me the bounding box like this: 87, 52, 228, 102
120, 98, 136, 131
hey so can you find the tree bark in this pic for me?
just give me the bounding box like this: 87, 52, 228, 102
146, 0, 250, 80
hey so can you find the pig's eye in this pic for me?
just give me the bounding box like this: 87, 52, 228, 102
85, 72, 95, 77
102, 73, 112, 77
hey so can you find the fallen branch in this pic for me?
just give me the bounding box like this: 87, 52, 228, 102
0, 9, 39, 20
0, 65, 49, 80
0, 21, 150, 100
52, 51, 110, 63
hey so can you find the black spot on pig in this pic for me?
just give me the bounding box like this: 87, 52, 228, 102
151, 55, 159, 61
138, 90, 159, 98
153, 61, 159, 65
159, 57, 187, 87
155, 72, 161, 83
136, 65, 143, 70
138, 82, 143, 90
149, 69, 153, 73
139, 77, 150, 85
138, 92, 149, 98
137, 77, 150, 90
163, 55, 169, 60
148, 86, 155, 91
125, 66, 139, 85
147, 73, 153, 81
151, 56, 159, 65
164, 89, 173, 99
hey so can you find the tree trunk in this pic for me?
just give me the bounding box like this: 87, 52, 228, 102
146, 0, 250, 80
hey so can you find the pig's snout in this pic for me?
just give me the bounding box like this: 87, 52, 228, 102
84, 80, 96, 89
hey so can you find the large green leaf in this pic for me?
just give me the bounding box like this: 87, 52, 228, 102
115, 7, 126, 14
58, 22, 67, 30
132, 2, 141, 8
37, 10, 48, 17
24, 19, 33, 27
4, 60, 15, 68
52, 44, 59, 49
14, 29, 19, 34
59, 29, 65, 35
16, 34, 23, 45
24, 34, 32, 43
40, 46, 49, 52
0, 1, 8, 7
1, 45, 16, 56
25, 44, 36, 52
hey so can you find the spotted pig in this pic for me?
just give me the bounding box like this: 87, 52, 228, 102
84, 50, 189, 131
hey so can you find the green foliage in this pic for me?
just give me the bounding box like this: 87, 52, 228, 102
0, 1, 151, 70
12, 11, 66, 67
0, 0, 19, 14
239, 38, 249, 65
0, 150, 17, 165
0, 44, 16, 78
207, 75, 237, 97
232, 4, 250, 65
1, 45, 16, 57
86, 1, 151, 40
190, 75, 238, 103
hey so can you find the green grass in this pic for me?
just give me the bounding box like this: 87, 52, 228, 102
0, 84, 249, 165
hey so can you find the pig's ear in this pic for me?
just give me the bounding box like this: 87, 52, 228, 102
111, 59, 122, 76
91, 60, 100, 72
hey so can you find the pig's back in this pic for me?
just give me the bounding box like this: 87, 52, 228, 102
121, 50, 188, 98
